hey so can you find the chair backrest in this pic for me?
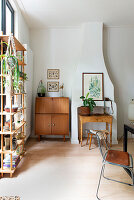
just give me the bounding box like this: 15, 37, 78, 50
96, 131, 110, 159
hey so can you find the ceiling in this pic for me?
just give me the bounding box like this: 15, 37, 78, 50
16, 0, 134, 28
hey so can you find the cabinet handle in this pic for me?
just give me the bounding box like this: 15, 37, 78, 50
52, 123, 55, 126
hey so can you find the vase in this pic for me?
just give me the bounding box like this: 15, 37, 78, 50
128, 99, 134, 122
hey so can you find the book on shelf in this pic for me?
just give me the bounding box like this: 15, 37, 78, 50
3, 153, 20, 168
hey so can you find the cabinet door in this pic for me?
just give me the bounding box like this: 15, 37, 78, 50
52, 98, 69, 114
52, 114, 69, 135
35, 97, 52, 113
35, 114, 51, 135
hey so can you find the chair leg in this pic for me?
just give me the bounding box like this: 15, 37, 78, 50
89, 134, 93, 150
102, 165, 134, 186
86, 133, 90, 145
130, 168, 134, 186
96, 164, 105, 200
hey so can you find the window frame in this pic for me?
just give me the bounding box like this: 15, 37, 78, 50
1, 0, 14, 35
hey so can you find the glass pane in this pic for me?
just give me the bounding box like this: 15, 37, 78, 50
6, 5, 12, 35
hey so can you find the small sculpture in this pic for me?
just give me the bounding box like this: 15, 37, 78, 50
59, 83, 64, 97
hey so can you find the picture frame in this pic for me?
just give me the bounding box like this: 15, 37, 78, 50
47, 69, 59, 79
82, 73, 104, 101
47, 82, 59, 92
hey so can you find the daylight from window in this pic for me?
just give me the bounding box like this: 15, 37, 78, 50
6, 4, 12, 35
0, 0, 1, 32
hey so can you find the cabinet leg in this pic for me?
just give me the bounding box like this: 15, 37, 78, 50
10, 173, 12, 178
38, 135, 40, 141
64, 135, 65, 142
1, 173, 3, 178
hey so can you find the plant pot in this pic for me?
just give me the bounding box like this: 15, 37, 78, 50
38, 93, 45, 97
78, 106, 90, 116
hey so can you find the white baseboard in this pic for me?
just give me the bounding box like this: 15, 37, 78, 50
112, 139, 118, 145
71, 139, 79, 144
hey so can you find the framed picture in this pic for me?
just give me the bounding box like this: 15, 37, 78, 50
47, 82, 59, 92
47, 69, 59, 79
82, 73, 104, 101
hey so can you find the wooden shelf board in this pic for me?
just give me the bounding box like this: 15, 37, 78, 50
0, 168, 15, 173
0, 150, 15, 154
0, 107, 26, 115
0, 121, 26, 134
18, 59, 26, 66
0, 93, 26, 96
0, 35, 26, 51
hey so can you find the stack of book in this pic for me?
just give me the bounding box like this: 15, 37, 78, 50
3, 153, 20, 168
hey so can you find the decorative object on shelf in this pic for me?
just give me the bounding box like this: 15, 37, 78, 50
82, 73, 104, 101
128, 99, 134, 123
47, 81, 59, 92
12, 136, 17, 150
18, 80, 25, 93
4, 135, 10, 150
47, 69, 59, 79
19, 72, 28, 81
16, 132, 22, 140
37, 80, 46, 97
4, 105, 18, 112
59, 83, 64, 97
16, 145, 23, 155
4, 120, 15, 131
79, 92, 96, 115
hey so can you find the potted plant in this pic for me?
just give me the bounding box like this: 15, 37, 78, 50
37, 80, 46, 97
79, 92, 96, 115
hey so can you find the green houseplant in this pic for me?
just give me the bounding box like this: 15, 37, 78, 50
0, 37, 20, 94
79, 92, 96, 115
37, 80, 46, 97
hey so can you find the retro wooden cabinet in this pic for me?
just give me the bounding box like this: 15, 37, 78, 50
35, 97, 69, 141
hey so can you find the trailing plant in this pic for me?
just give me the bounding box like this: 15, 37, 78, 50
0, 37, 20, 91
80, 92, 96, 112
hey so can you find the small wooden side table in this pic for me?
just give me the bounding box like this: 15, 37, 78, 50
78, 114, 113, 147
123, 124, 134, 178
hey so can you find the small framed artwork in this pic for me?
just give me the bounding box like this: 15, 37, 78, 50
82, 73, 104, 101
47, 82, 59, 92
47, 69, 60, 79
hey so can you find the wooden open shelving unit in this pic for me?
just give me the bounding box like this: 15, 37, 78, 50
0, 35, 27, 177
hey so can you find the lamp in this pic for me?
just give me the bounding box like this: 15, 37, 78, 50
128, 99, 134, 123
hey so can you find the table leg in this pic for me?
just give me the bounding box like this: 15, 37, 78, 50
78, 116, 80, 143
80, 122, 83, 147
109, 122, 112, 146
123, 126, 128, 152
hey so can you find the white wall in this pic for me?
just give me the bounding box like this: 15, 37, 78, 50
103, 27, 134, 137
30, 28, 81, 136
71, 23, 117, 144
10, 0, 30, 45
29, 24, 118, 143
30, 25, 134, 139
